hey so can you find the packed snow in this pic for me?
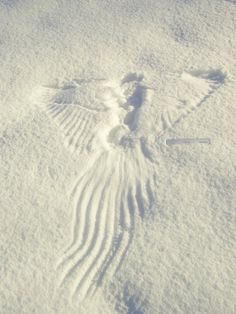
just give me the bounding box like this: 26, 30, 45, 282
0, 0, 235, 313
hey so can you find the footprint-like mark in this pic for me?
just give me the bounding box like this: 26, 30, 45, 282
106, 73, 152, 148
32, 69, 226, 304
122, 74, 148, 131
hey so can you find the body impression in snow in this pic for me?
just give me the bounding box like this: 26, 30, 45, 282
33, 69, 225, 303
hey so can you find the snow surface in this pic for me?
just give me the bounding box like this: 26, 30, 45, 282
0, 0, 236, 313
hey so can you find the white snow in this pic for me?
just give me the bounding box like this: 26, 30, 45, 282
0, 0, 236, 313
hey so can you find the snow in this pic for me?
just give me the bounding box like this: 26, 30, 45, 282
0, 0, 236, 313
